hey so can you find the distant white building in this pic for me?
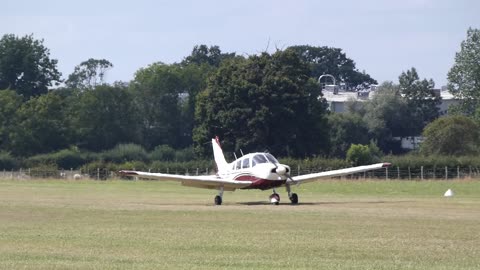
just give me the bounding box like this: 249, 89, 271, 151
322, 87, 460, 150
323, 88, 459, 115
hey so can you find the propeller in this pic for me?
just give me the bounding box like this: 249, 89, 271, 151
271, 164, 297, 185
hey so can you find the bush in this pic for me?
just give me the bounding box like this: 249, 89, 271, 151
29, 163, 60, 178
101, 144, 148, 163
421, 115, 480, 156
174, 147, 196, 162
0, 152, 18, 170
149, 145, 175, 161
80, 161, 119, 179
346, 144, 374, 166
24, 148, 89, 169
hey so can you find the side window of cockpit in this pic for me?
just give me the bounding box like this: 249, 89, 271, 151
235, 160, 241, 170
242, 158, 250, 169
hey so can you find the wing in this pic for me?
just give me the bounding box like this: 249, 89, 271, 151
290, 163, 390, 184
118, 170, 251, 191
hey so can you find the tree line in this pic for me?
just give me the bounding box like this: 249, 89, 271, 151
0, 28, 479, 170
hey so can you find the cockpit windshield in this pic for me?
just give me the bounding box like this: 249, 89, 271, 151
251, 153, 279, 167
264, 153, 279, 164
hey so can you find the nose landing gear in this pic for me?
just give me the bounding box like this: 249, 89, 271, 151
269, 193, 280, 205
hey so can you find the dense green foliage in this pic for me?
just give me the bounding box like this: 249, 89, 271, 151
194, 50, 329, 157
345, 144, 381, 166
287, 45, 377, 88
399, 67, 441, 135
421, 115, 480, 156
328, 113, 369, 157
65, 58, 113, 89
448, 28, 480, 118
0, 34, 61, 98
0, 31, 479, 169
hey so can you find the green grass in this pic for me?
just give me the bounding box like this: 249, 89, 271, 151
0, 179, 479, 269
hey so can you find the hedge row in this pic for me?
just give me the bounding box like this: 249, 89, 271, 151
3, 147, 480, 174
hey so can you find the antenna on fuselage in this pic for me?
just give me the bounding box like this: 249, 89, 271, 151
233, 152, 238, 160
240, 149, 244, 156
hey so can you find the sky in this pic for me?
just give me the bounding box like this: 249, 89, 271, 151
2, 0, 479, 87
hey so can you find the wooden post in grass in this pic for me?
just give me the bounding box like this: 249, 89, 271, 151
386, 167, 389, 180
457, 166, 460, 179
445, 166, 448, 180
397, 166, 400, 179
408, 167, 411, 180
421, 166, 424, 180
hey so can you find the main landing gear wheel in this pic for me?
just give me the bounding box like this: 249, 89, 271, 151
214, 195, 222, 205
269, 193, 280, 205
289, 193, 298, 204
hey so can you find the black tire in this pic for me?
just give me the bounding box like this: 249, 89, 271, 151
290, 193, 298, 204
214, 195, 222, 205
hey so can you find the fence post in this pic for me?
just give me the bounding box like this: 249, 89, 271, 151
385, 167, 388, 180
196, 168, 199, 175
457, 166, 460, 179
408, 166, 411, 180
297, 165, 300, 176
97, 168, 100, 180
445, 166, 448, 180
421, 166, 424, 180
397, 166, 400, 179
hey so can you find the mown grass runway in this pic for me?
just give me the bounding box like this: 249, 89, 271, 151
0, 179, 479, 269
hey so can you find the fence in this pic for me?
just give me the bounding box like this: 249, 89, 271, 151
1, 165, 480, 180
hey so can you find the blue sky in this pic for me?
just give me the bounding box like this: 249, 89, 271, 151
2, 0, 479, 87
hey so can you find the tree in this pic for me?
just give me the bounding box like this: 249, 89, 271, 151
66, 58, 113, 90
362, 82, 410, 152
447, 28, 480, 117
328, 113, 370, 158
9, 92, 70, 155
286, 45, 377, 88
176, 63, 217, 148
399, 67, 440, 135
68, 85, 139, 151
182, 45, 236, 67
193, 50, 329, 158
0, 90, 23, 150
0, 34, 61, 98
130, 63, 184, 149
421, 115, 480, 156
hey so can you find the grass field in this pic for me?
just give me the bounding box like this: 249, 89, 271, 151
0, 179, 479, 269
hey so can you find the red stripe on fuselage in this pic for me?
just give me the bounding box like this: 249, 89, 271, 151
234, 175, 285, 190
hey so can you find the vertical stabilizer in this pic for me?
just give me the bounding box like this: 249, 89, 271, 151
212, 136, 229, 174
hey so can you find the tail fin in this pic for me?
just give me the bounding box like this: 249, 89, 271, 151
212, 136, 229, 174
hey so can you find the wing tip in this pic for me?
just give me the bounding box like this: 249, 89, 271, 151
118, 170, 139, 176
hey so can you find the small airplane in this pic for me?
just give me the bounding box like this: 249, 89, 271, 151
119, 137, 390, 205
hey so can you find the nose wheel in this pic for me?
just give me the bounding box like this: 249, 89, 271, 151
269, 193, 280, 205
